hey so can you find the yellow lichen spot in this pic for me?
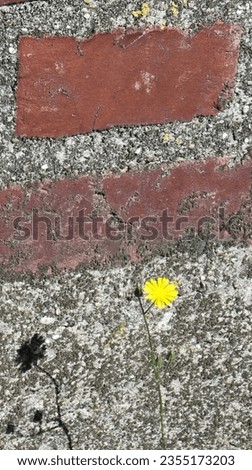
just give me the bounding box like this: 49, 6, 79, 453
132, 9, 142, 18
141, 2, 150, 16
83, 0, 95, 8
104, 322, 127, 348
112, 322, 127, 339
132, 3, 150, 18
176, 137, 183, 145
163, 133, 172, 143
170, 1, 179, 17
182, 0, 188, 5
160, 22, 167, 30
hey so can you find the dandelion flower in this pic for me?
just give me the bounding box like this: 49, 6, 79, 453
144, 277, 178, 309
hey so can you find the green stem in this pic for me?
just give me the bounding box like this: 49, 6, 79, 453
138, 297, 166, 450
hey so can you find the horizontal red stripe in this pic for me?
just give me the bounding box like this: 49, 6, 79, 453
0, 0, 34, 5
16, 22, 242, 137
0, 157, 251, 273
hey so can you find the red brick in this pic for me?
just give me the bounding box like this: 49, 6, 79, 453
16, 22, 242, 138
0, 0, 33, 5
103, 157, 251, 241
0, 157, 250, 273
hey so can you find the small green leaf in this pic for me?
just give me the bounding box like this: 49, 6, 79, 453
156, 354, 163, 369
167, 350, 176, 363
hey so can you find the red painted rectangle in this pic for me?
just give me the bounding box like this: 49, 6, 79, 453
0, 0, 33, 5
16, 22, 242, 138
0, 157, 250, 273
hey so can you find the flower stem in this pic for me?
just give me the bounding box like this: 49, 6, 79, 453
138, 297, 166, 449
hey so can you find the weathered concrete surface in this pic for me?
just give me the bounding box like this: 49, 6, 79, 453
0, 157, 251, 272
16, 22, 242, 137
0, 0, 251, 452
0, 245, 251, 450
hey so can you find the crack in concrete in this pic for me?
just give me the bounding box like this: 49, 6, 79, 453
115, 30, 147, 50
92, 105, 101, 130
76, 41, 85, 57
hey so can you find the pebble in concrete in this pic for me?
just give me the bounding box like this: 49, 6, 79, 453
0, 157, 250, 273
16, 22, 242, 138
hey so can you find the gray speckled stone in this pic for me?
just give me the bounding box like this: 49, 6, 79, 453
0, 243, 251, 449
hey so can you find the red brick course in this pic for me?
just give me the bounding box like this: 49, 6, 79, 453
16, 22, 242, 138
0, 0, 33, 5
0, 157, 250, 273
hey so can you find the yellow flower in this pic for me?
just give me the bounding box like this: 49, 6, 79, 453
144, 277, 179, 309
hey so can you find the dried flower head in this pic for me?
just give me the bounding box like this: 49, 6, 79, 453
16, 334, 46, 373
134, 285, 143, 298
6, 422, 15, 434
33, 410, 43, 423
144, 277, 179, 309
